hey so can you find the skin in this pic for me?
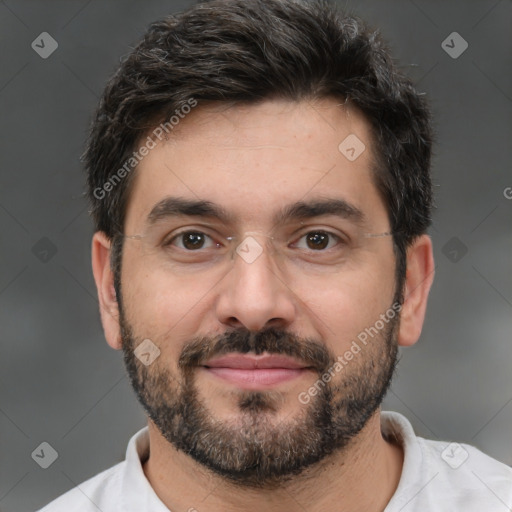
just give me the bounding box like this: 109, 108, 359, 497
92, 97, 435, 512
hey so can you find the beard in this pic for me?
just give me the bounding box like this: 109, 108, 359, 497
120, 303, 400, 489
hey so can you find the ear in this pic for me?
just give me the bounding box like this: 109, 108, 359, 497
397, 234, 435, 347
91, 231, 122, 350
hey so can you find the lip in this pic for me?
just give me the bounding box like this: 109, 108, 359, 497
201, 353, 312, 389
204, 353, 309, 370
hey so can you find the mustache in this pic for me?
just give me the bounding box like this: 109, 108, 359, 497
178, 327, 335, 373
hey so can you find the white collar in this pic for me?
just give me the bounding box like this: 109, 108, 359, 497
118, 411, 421, 511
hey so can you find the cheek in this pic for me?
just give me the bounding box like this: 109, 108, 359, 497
120, 252, 210, 342
296, 262, 396, 352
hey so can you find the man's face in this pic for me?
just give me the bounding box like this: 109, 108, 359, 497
118, 98, 400, 487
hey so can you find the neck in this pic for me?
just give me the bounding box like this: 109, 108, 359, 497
142, 410, 404, 512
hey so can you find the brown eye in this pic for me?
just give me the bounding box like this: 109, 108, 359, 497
166, 231, 216, 250
305, 232, 330, 250
182, 232, 206, 250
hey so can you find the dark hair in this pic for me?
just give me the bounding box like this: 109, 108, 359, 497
83, 0, 433, 303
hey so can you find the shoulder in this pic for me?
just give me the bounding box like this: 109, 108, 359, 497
420, 436, 512, 507
36, 462, 125, 512
36, 426, 151, 512
382, 411, 512, 511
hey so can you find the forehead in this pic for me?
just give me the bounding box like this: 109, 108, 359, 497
124, 98, 386, 233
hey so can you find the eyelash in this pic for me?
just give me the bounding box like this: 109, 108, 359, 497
163, 229, 346, 252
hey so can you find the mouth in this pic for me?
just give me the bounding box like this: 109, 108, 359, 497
201, 353, 314, 389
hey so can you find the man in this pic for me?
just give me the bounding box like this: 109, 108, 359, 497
39, 0, 512, 510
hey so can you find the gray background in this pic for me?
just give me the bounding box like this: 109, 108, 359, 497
0, 0, 511, 510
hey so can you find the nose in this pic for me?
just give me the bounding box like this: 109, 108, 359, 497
214, 235, 296, 332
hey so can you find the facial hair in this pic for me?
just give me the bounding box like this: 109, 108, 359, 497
120, 306, 400, 489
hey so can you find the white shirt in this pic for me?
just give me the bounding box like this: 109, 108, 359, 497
37, 411, 512, 511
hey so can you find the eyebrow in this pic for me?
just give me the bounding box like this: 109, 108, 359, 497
277, 198, 365, 226
146, 196, 365, 228
147, 197, 235, 226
